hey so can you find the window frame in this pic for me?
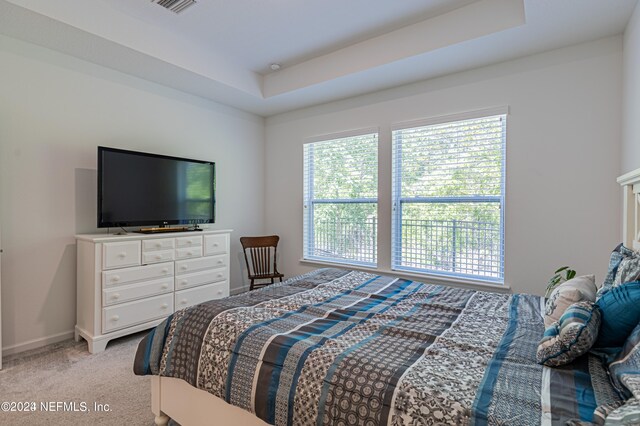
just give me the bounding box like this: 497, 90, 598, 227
391, 107, 508, 283
303, 128, 379, 267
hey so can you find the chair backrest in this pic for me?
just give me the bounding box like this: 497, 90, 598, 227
240, 235, 280, 278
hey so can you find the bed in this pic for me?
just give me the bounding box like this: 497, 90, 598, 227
134, 168, 640, 426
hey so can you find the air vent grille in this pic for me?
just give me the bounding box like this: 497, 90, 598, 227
151, 0, 196, 14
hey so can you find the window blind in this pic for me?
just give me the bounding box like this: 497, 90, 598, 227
303, 132, 378, 265
392, 114, 506, 281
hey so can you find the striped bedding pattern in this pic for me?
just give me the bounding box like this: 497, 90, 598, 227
134, 268, 617, 425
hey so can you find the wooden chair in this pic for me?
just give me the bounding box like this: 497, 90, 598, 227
240, 235, 284, 291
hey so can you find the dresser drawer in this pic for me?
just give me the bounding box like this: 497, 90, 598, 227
102, 293, 173, 333
175, 267, 227, 291
175, 254, 226, 275
103, 241, 141, 270
175, 246, 203, 260
142, 238, 175, 252
176, 235, 203, 248
204, 234, 228, 256
102, 277, 174, 307
102, 262, 174, 288
175, 281, 228, 310
142, 249, 175, 264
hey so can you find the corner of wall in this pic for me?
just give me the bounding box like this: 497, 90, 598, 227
622, 1, 640, 174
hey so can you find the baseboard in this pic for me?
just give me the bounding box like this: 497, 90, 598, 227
3, 330, 74, 356
230, 285, 250, 295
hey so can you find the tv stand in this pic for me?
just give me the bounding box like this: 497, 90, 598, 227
75, 229, 231, 353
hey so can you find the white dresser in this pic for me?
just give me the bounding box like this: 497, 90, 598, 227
75, 229, 231, 353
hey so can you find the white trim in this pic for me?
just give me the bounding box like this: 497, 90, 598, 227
230, 285, 251, 295
618, 167, 640, 249
304, 127, 380, 144
302, 255, 376, 268
617, 168, 640, 186
391, 106, 509, 131
3, 330, 74, 356
299, 258, 511, 293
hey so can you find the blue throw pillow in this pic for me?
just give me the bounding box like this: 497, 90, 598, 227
595, 281, 640, 348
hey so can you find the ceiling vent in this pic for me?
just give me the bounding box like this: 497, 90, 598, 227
151, 0, 197, 14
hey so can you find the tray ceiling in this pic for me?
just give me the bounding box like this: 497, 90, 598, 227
0, 0, 637, 116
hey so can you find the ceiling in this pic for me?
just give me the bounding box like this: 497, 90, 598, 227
0, 0, 637, 116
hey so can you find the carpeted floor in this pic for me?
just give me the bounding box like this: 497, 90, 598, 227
0, 332, 156, 425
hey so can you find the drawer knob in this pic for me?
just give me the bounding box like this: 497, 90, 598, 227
155, 255, 162, 260
213, 243, 219, 247
112, 293, 120, 300
156, 243, 162, 248
162, 268, 169, 274
217, 274, 223, 278
161, 284, 169, 290
180, 299, 187, 305
187, 240, 193, 244
187, 251, 193, 256
112, 275, 120, 282
181, 265, 188, 270
181, 280, 188, 286
217, 290, 222, 295
118, 252, 127, 258
112, 315, 119, 322
217, 260, 223, 264
161, 303, 169, 309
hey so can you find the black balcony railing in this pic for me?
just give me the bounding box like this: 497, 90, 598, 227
400, 219, 502, 278
311, 218, 502, 278
311, 217, 377, 264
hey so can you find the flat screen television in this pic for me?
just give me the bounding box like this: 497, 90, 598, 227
98, 147, 215, 229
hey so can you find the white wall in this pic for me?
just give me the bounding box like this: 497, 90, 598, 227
265, 37, 623, 296
623, 2, 640, 173
0, 35, 265, 354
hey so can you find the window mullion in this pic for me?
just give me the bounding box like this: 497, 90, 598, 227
391, 130, 403, 269
398, 196, 501, 204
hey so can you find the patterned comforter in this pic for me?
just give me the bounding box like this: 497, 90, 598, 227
134, 268, 619, 425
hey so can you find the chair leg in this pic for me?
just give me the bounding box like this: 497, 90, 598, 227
279, 277, 282, 282
250, 279, 254, 291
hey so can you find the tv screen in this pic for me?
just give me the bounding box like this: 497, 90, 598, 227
98, 147, 215, 228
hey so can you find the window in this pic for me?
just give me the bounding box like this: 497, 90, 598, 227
303, 131, 378, 266
392, 112, 506, 282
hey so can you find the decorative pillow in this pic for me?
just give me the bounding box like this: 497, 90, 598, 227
594, 281, 640, 349
599, 398, 640, 425
545, 275, 597, 328
609, 322, 640, 400
597, 244, 630, 298
591, 401, 625, 425
614, 252, 640, 286
537, 301, 601, 367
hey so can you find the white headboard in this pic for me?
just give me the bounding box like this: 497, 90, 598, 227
618, 168, 640, 250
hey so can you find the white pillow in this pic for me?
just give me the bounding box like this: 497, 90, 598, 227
544, 275, 596, 328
